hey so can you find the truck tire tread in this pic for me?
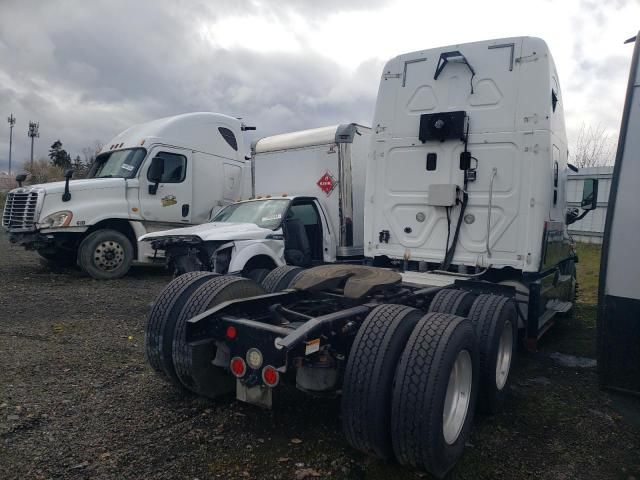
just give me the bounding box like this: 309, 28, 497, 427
145, 272, 218, 380
261, 265, 304, 293
342, 304, 422, 459
428, 289, 476, 316
467, 294, 517, 414
173, 276, 265, 398
391, 312, 478, 478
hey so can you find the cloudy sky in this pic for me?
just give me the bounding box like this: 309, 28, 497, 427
0, 0, 638, 172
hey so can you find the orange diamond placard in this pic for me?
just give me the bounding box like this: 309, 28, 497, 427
317, 171, 337, 195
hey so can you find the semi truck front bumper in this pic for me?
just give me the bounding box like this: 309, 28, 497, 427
8, 231, 54, 250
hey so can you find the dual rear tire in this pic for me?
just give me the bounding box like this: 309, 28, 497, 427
342, 305, 479, 478
342, 290, 517, 478
145, 272, 265, 398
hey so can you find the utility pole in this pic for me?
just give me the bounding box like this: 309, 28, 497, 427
7, 113, 15, 175
28, 121, 39, 168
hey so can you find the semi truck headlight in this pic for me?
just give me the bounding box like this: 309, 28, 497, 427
40, 211, 73, 228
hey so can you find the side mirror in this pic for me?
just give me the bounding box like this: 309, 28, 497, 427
15, 173, 27, 187
581, 178, 599, 211
148, 156, 164, 195
62, 169, 73, 202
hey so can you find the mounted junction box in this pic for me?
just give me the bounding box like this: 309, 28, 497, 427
427, 184, 458, 206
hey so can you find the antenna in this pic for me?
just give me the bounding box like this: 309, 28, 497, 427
7, 113, 15, 175
28, 121, 40, 168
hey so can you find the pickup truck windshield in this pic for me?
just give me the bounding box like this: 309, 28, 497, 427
91, 148, 147, 179
213, 199, 290, 229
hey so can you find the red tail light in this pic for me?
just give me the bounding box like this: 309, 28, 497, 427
262, 365, 279, 387
230, 357, 246, 377
226, 325, 237, 339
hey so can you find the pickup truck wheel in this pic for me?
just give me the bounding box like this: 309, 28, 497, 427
145, 272, 219, 380
78, 229, 134, 279
391, 312, 478, 478
245, 268, 271, 285
261, 265, 304, 293
342, 304, 422, 460
173, 276, 265, 398
467, 294, 517, 414
428, 289, 476, 316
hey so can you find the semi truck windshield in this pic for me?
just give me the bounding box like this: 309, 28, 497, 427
91, 148, 147, 179
212, 199, 290, 229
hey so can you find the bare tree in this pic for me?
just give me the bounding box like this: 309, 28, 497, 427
81, 140, 104, 173
570, 123, 615, 168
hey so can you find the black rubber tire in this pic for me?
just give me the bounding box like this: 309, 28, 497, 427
145, 272, 218, 380
391, 312, 479, 479
173, 276, 265, 398
428, 289, 476, 316
467, 294, 517, 414
77, 229, 134, 279
245, 268, 271, 285
342, 304, 423, 460
261, 265, 304, 293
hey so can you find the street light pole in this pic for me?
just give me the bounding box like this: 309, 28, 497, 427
28, 121, 39, 168
7, 114, 15, 175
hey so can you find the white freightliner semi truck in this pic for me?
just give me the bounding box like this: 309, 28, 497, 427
144, 37, 599, 477
138, 124, 370, 285
2, 113, 253, 279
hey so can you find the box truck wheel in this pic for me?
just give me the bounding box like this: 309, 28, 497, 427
145, 272, 219, 379
172, 276, 265, 398
428, 289, 476, 316
77, 229, 134, 279
342, 304, 423, 460
391, 312, 478, 479
261, 265, 304, 293
467, 294, 517, 414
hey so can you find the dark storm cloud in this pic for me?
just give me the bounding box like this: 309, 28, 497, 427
0, 0, 386, 171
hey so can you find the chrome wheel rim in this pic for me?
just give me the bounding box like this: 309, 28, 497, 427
94, 241, 125, 271
496, 320, 513, 390
443, 349, 473, 445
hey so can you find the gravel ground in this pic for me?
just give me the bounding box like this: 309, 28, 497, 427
1, 231, 639, 480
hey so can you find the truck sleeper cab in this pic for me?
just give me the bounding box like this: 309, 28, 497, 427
2, 112, 251, 279
144, 38, 600, 478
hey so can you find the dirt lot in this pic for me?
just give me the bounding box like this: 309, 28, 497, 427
1, 233, 639, 480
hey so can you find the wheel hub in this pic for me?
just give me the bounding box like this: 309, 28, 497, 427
94, 241, 125, 271
443, 349, 473, 445
495, 320, 513, 390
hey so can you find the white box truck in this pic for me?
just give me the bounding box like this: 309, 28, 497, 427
139, 123, 370, 285
145, 38, 599, 477
2, 112, 253, 279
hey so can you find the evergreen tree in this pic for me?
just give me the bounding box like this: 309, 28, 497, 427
48, 140, 72, 169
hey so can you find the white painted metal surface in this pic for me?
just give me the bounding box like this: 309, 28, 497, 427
365, 37, 568, 272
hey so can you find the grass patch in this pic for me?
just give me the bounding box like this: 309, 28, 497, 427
575, 242, 601, 305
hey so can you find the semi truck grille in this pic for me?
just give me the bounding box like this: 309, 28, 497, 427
2, 191, 40, 231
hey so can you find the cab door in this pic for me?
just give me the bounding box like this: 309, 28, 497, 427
139, 146, 193, 224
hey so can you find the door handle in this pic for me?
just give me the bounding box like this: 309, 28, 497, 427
182, 204, 190, 217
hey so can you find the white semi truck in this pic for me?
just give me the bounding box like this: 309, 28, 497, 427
139, 124, 370, 283
144, 37, 599, 477
2, 113, 253, 279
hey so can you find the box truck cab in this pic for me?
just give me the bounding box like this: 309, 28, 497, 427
139, 124, 370, 280
2, 112, 252, 279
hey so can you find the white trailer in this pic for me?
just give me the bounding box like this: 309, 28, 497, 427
139, 124, 370, 282
2, 113, 252, 279
598, 32, 640, 396
144, 37, 599, 478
